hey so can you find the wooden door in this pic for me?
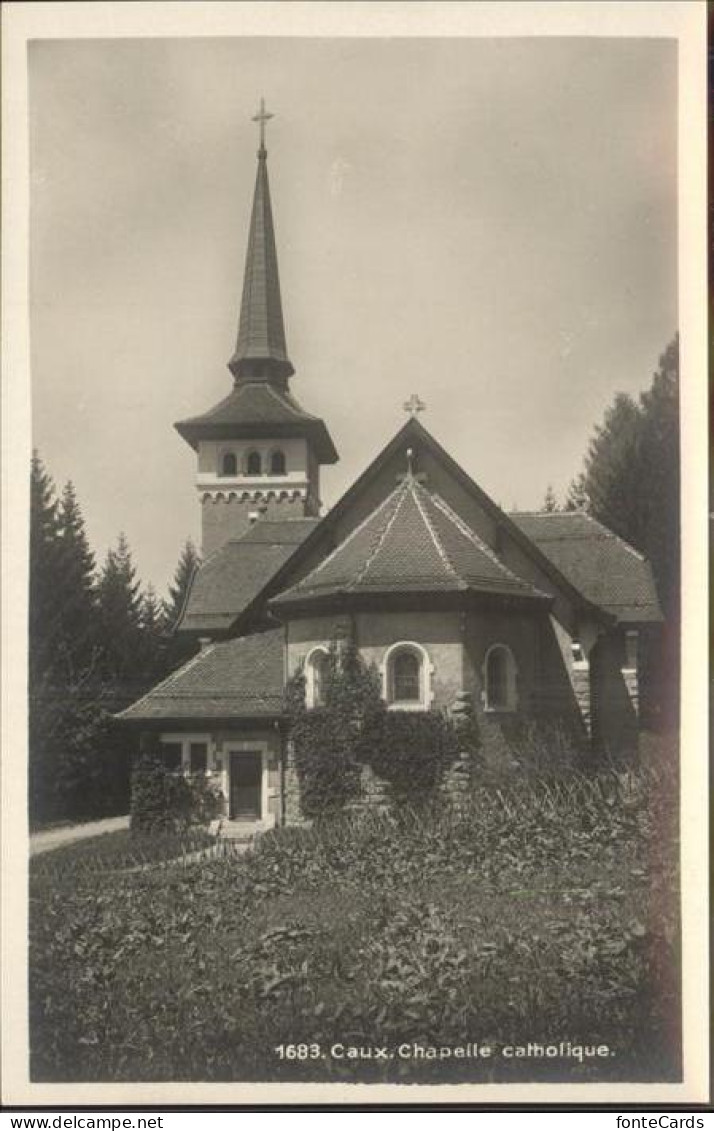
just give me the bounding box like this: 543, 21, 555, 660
229, 752, 262, 820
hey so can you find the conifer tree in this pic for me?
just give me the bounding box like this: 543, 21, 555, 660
163, 537, 201, 673
571, 391, 646, 548
29, 453, 63, 819
96, 532, 144, 697
566, 335, 679, 611
637, 336, 680, 617
139, 584, 167, 683
29, 452, 63, 683
542, 484, 559, 513
564, 476, 589, 511
29, 462, 139, 821
164, 537, 201, 630
55, 481, 98, 680
566, 336, 680, 728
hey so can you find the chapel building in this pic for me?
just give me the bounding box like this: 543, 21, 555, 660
121, 109, 662, 828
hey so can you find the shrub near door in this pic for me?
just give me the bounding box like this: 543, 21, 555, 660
130, 754, 222, 833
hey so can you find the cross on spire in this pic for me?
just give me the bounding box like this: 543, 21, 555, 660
252, 97, 274, 152
403, 393, 426, 418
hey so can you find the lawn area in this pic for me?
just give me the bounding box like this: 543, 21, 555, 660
29, 761, 681, 1084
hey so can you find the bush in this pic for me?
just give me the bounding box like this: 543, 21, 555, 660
285, 641, 471, 818
285, 642, 383, 820
130, 754, 222, 833
361, 709, 462, 803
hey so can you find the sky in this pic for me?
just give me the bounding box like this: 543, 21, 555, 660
29, 35, 678, 594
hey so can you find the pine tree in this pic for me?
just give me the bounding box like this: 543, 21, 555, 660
29, 452, 63, 683
564, 475, 588, 511
574, 391, 646, 548
542, 484, 559, 513
29, 461, 137, 822
569, 335, 679, 609
55, 481, 98, 680
164, 537, 201, 630
29, 453, 64, 819
637, 335, 680, 616
139, 584, 167, 683
163, 537, 201, 673
96, 532, 144, 698
568, 336, 680, 729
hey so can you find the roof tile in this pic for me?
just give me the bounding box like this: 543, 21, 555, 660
272, 476, 547, 607
119, 628, 284, 722
509, 512, 662, 622
178, 518, 318, 633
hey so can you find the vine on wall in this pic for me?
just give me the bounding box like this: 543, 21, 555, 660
284, 642, 469, 819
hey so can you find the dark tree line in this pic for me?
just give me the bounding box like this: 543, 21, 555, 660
565, 334, 680, 620
538, 334, 679, 617
541, 334, 680, 726
29, 454, 200, 824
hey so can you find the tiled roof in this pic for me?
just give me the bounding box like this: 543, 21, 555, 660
271, 475, 548, 609
174, 382, 338, 463
509, 512, 662, 623
178, 518, 319, 633
118, 628, 284, 722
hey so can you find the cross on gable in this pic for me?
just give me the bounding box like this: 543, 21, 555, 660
403, 393, 425, 418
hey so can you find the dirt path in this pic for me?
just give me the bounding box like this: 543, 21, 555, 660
30, 815, 130, 856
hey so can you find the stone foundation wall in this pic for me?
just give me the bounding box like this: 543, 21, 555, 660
572, 668, 592, 736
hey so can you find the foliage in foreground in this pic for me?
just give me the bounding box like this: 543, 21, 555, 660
30, 746, 680, 1085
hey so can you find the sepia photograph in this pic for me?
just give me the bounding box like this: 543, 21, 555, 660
2, 0, 708, 1108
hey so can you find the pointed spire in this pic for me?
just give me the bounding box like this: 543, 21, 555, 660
228, 100, 294, 386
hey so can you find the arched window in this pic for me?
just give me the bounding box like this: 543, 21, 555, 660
269, 450, 286, 476
305, 647, 330, 709
483, 644, 517, 712
245, 450, 262, 476
220, 452, 237, 476
393, 651, 420, 702
382, 642, 433, 710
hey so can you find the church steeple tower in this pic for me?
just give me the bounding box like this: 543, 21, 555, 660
175, 102, 338, 559
229, 100, 294, 386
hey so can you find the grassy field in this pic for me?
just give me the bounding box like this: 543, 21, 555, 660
30, 753, 680, 1084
